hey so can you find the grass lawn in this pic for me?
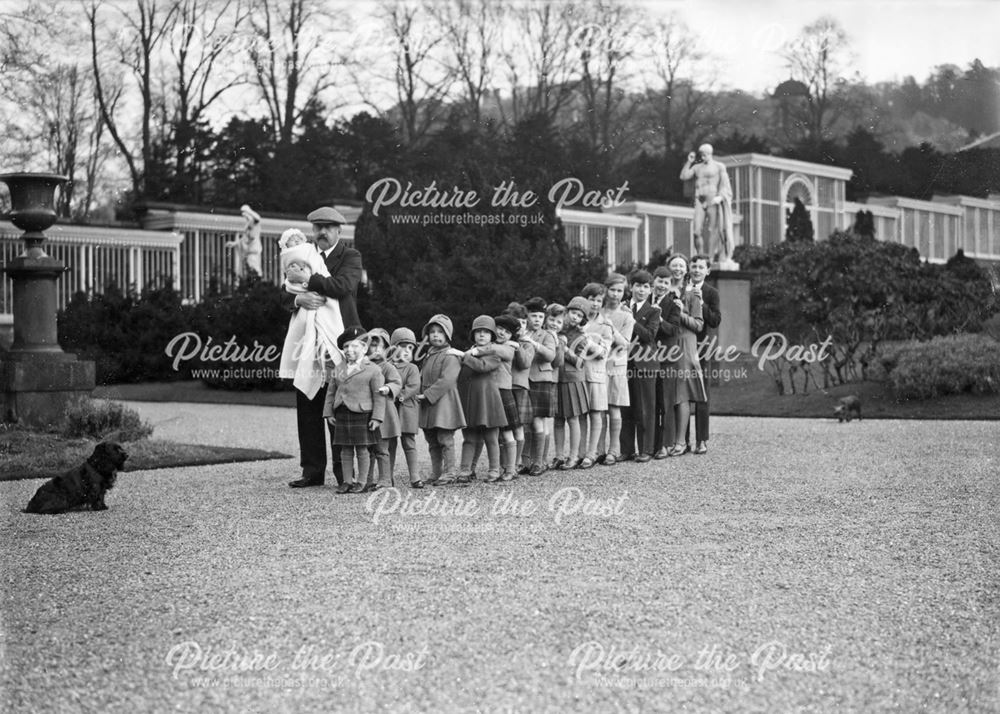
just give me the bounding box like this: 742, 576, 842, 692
707, 356, 1000, 420
94, 361, 1000, 421
0, 428, 291, 482
1, 417, 997, 711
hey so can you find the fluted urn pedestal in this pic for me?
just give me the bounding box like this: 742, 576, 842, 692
1, 173, 94, 427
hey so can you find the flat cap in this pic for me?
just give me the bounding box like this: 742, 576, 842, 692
306, 206, 347, 225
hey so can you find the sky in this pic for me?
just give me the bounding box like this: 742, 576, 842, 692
643, 0, 1000, 95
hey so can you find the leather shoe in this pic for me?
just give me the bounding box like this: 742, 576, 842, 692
289, 478, 324, 488
694, 441, 708, 455
348, 482, 365, 493
653, 447, 669, 460
634, 453, 652, 463
335, 483, 352, 494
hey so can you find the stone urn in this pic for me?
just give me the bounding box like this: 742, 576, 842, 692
1, 172, 67, 258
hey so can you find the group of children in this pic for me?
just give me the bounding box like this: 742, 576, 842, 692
315, 255, 716, 492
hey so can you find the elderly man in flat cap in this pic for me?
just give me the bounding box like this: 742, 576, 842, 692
287, 206, 364, 489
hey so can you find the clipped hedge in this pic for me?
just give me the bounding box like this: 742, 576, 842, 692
880, 334, 1000, 399
58, 278, 291, 388
58, 283, 194, 384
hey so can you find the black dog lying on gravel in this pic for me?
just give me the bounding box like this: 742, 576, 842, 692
23, 442, 128, 514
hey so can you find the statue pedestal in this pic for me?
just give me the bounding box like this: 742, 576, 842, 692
1, 255, 95, 427
707, 270, 753, 353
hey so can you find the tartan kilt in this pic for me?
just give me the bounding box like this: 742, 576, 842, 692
529, 380, 556, 418
513, 387, 534, 426
331, 406, 379, 446
557, 381, 589, 419
498, 388, 520, 430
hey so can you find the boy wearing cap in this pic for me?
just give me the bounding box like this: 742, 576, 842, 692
523, 297, 557, 476
389, 328, 423, 488
417, 315, 466, 486
323, 331, 384, 494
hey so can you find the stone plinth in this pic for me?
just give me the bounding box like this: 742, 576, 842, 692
1, 352, 95, 427
707, 270, 753, 353
1, 254, 95, 428
5, 254, 67, 353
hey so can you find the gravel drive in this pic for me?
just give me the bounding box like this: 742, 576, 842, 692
2, 403, 999, 712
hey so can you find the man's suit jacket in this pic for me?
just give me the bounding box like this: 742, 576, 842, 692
650, 291, 681, 352
283, 240, 363, 328
628, 299, 662, 371
696, 283, 721, 343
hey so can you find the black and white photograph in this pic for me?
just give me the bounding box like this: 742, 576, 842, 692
1, 0, 999, 710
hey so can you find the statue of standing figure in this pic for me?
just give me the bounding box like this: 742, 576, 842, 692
226, 204, 263, 279
680, 144, 738, 269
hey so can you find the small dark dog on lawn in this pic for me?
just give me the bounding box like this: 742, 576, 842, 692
833, 395, 862, 423
23, 442, 128, 514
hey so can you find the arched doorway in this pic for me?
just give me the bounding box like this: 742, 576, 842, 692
782, 174, 815, 236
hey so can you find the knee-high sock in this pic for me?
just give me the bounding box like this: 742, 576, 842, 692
608, 412, 623, 457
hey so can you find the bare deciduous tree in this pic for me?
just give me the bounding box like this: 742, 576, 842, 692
638, 12, 721, 156
87, 0, 179, 198
365, 0, 452, 146
572, 0, 643, 166
779, 16, 854, 146
167, 0, 250, 195
498, 0, 580, 127
424, 0, 502, 126
1, 3, 114, 217
246, 0, 351, 147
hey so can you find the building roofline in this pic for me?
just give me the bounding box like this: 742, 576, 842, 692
865, 196, 964, 215
931, 193, 1000, 209
604, 200, 694, 218
2, 220, 183, 247
720, 153, 854, 181
557, 208, 641, 228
